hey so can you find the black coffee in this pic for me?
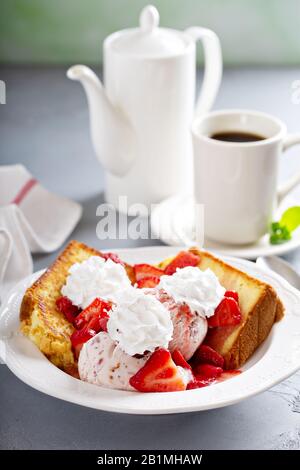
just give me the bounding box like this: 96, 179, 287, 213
211, 131, 265, 143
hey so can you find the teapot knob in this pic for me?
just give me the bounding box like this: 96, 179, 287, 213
139, 5, 159, 33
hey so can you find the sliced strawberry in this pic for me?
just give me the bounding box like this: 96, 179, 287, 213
129, 348, 186, 393
217, 370, 242, 383
193, 344, 224, 368
70, 326, 96, 357
85, 311, 109, 333
98, 315, 109, 332
187, 365, 223, 390
134, 264, 164, 282
188, 369, 241, 388
224, 290, 239, 302
187, 363, 226, 389
56, 296, 81, 323
70, 298, 112, 357
187, 377, 214, 389
172, 349, 192, 370
102, 252, 124, 265
74, 297, 112, 332
208, 297, 242, 328
193, 363, 223, 379
164, 251, 200, 275
136, 276, 161, 288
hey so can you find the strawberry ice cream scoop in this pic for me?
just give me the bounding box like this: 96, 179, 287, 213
155, 291, 208, 360
78, 331, 149, 391
155, 266, 226, 360
169, 305, 208, 360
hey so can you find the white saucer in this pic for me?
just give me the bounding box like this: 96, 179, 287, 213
151, 195, 300, 259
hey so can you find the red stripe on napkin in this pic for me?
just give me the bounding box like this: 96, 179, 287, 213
12, 178, 38, 205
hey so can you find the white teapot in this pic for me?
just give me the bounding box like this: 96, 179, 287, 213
67, 5, 222, 211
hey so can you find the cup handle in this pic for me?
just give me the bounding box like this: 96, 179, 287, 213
185, 27, 222, 116
277, 133, 300, 202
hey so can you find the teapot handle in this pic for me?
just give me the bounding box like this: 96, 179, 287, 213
185, 27, 222, 117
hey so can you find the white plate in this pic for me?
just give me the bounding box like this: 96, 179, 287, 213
1, 246, 300, 415
151, 195, 300, 259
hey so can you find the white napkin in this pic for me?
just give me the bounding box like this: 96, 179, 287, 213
0, 164, 82, 301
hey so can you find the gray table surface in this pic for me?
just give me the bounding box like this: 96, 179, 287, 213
1, 66, 300, 450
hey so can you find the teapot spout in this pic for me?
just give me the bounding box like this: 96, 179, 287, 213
67, 65, 135, 177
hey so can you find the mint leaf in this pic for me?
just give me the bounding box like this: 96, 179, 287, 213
280, 206, 300, 232
269, 205, 300, 245
269, 222, 291, 245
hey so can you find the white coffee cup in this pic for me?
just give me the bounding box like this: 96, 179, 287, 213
192, 109, 300, 245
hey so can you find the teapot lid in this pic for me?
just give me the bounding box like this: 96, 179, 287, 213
110, 5, 188, 57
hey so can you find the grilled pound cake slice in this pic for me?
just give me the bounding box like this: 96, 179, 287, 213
20, 241, 103, 373
189, 248, 284, 369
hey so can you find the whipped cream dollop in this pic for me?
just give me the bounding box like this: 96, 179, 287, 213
158, 267, 225, 318
61, 256, 131, 309
107, 287, 173, 356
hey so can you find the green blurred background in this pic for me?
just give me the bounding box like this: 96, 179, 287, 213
0, 0, 300, 65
